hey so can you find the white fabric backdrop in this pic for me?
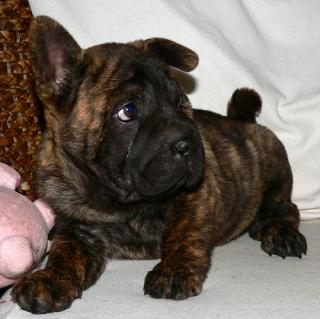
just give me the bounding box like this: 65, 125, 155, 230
29, 0, 320, 219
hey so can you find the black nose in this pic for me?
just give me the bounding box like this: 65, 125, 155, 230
174, 140, 190, 156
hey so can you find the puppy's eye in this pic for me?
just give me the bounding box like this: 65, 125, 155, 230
117, 103, 137, 122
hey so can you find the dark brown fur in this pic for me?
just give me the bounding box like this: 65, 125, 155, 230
12, 17, 307, 313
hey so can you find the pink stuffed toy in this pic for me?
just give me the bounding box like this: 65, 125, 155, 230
0, 163, 55, 288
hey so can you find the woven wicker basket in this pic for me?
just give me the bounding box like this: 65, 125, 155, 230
0, 0, 41, 200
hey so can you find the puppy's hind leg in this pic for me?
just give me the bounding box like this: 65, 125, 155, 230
249, 177, 307, 259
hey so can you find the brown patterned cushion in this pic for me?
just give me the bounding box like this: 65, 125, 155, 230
0, 0, 42, 200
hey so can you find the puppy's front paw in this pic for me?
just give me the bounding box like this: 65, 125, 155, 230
11, 268, 81, 314
261, 224, 307, 259
144, 263, 204, 300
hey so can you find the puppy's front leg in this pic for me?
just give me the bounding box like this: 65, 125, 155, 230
11, 221, 106, 314
144, 189, 215, 300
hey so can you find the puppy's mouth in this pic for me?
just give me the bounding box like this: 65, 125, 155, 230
114, 169, 189, 203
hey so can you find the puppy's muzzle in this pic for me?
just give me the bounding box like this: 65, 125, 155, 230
117, 115, 204, 202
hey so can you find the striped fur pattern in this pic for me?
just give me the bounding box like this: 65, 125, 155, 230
12, 16, 306, 313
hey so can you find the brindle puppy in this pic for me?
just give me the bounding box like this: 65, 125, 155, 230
12, 16, 307, 313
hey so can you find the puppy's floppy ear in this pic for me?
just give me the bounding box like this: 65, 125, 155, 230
132, 38, 199, 72
29, 16, 84, 107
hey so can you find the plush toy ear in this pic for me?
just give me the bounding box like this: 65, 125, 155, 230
133, 38, 199, 72
34, 199, 55, 231
0, 163, 21, 189
29, 16, 84, 108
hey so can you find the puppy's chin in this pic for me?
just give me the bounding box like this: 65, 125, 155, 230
114, 187, 180, 204
113, 172, 200, 204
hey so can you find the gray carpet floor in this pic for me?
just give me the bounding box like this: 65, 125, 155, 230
1, 221, 319, 319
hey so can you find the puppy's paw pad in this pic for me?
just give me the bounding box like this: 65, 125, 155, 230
144, 264, 203, 300
261, 224, 307, 258
11, 269, 80, 314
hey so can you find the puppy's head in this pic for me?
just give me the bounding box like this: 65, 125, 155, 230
30, 16, 204, 203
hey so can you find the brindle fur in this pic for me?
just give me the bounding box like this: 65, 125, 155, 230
12, 17, 307, 313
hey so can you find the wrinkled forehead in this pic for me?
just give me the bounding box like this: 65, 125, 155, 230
83, 43, 181, 99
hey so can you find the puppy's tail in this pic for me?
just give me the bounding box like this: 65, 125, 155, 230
227, 88, 262, 123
